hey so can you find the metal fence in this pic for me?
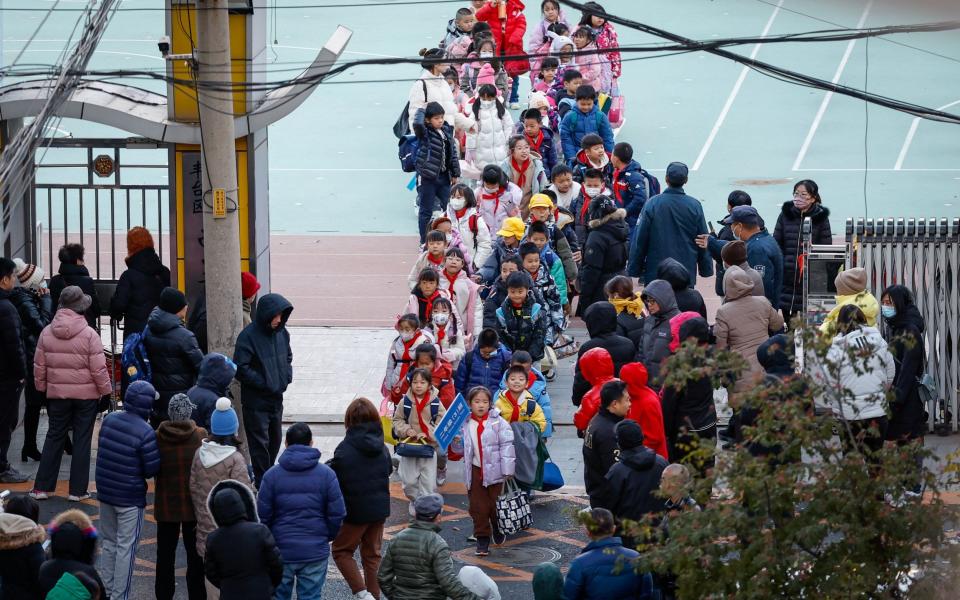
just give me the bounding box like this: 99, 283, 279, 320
846, 217, 960, 432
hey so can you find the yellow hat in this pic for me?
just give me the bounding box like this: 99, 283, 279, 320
528, 194, 554, 211
497, 217, 526, 239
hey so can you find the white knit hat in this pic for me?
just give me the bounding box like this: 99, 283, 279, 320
13, 258, 44, 290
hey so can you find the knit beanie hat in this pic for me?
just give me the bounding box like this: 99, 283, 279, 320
615, 419, 644, 450
550, 35, 574, 53
241, 271, 261, 299
58, 285, 92, 314
158, 287, 187, 314
168, 393, 196, 422
720, 240, 748, 266
835, 267, 867, 296
126, 226, 154, 256
12, 258, 44, 290
210, 397, 239, 436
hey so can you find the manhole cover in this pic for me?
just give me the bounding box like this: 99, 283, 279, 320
457, 545, 562, 567
732, 178, 793, 186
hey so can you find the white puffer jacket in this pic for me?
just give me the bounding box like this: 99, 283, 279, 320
815, 326, 896, 421
467, 102, 514, 169
446, 205, 493, 269
407, 70, 474, 133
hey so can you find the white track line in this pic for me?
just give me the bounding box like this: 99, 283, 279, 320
792, 0, 873, 171
894, 98, 960, 170
692, 0, 785, 171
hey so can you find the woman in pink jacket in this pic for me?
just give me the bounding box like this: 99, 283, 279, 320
30, 286, 112, 501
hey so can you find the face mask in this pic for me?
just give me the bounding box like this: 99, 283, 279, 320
433, 313, 450, 326
480, 51, 493, 58
881, 306, 897, 319
450, 197, 466, 210
483, 186, 499, 195
584, 186, 601, 197
480, 99, 495, 109
444, 233, 452, 243
732, 224, 743, 242
399, 331, 415, 342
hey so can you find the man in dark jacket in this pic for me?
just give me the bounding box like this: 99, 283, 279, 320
603, 420, 668, 547
572, 302, 635, 406
187, 352, 237, 430
705, 190, 752, 296
257, 422, 346, 599
205, 482, 284, 599
377, 494, 481, 600
110, 227, 171, 340
95, 379, 161, 600
628, 162, 713, 285
144, 287, 204, 425
49, 243, 101, 328
234, 292, 294, 486
454, 328, 512, 396
656, 257, 707, 319
583, 380, 631, 509
0, 257, 28, 483
637, 280, 680, 390
578, 197, 629, 314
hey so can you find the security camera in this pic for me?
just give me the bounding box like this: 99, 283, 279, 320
158, 35, 171, 57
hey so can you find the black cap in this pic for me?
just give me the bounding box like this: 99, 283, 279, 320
615, 419, 644, 450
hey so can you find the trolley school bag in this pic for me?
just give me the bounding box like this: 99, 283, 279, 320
121, 328, 152, 383
393, 80, 429, 139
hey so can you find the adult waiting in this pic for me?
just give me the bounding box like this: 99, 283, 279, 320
705, 190, 752, 297
628, 162, 713, 286
144, 287, 204, 425
49, 243, 101, 328
30, 287, 112, 501
774, 179, 831, 323
0, 257, 28, 484
234, 292, 294, 486
697, 206, 781, 307
571, 301, 634, 407
110, 226, 171, 339
636, 280, 680, 390
880, 286, 927, 466
407, 48, 474, 134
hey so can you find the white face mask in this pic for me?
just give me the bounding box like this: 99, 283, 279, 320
450, 197, 467, 210
480, 99, 495, 109
585, 186, 602, 197
480, 51, 494, 58
444, 233, 453, 243
433, 312, 450, 326
483, 186, 499, 195
399, 331, 415, 342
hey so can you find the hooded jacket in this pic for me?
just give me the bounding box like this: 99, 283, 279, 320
49, 262, 101, 328
37, 510, 104, 599
819, 290, 880, 337
656, 258, 707, 319
572, 302, 636, 405
187, 352, 238, 429
579, 208, 629, 313
95, 382, 161, 507
0, 512, 46, 600
559, 104, 614, 161
774, 201, 832, 313
563, 536, 651, 600
637, 280, 680, 389
456, 407, 517, 489
9, 286, 51, 368
190, 443, 254, 557
377, 520, 482, 600
233, 293, 293, 410
329, 421, 393, 524
816, 326, 895, 421
603, 444, 668, 521
475, 0, 529, 77
258, 444, 346, 563
0, 287, 27, 386
145, 307, 204, 414
155, 419, 207, 522
714, 267, 785, 395
884, 305, 927, 439
205, 482, 283, 598
573, 348, 614, 432
110, 247, 171, 339
34, 309, 112, 400
621, 363, 669, 459
628, 187, 713, 285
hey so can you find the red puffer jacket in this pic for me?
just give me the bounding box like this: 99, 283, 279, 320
620, 362, 669, 459
573, 347, 614, 432
476, 0, 530, 78
34, 309, 111, 400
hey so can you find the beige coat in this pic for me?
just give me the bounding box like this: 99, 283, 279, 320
392, 387, 447, 448
189, 440, 254, 557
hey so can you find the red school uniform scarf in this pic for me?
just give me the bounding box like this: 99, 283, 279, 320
525, 129, 544, 154
416, 289, 441, 324
505, 390, 524, 423
512, 157, 532, 190
412, 391, 435, 443
443, 269, 460, 299
471, 413, 488, 463
481, 187, 505, 217
396, 332, 424, 383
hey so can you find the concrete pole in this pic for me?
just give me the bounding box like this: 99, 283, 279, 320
195, 0, 243, 358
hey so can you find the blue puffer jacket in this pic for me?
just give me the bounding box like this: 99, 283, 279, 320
187, 353, 237, 430
256, 445, 346, 563
454, 344, 512, 397
559, 105, 614, 162
497, 367, 553, 437
95, 381, 161, 507
563, 537, 656, 600
413, 108, 461, 182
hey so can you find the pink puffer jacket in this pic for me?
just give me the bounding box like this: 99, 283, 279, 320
34, 309, 111, 400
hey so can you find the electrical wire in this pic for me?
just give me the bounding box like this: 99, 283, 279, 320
0, 0, 468, 11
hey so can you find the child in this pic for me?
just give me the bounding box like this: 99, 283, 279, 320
501, 135, 547, 220
427, 296, 466, 368
441, 7, 476, 56
497, 350, 554, 437
463, 38, 510, 99
393, 368, 447, 515
469, 0, 486, 11
483, 256, 523, 329
526, 220, 569, 307
442, 248, 483, 350
383, 313, 437, 403
571, 26, 611, 94
519, 108, 558, 176
568, 168, 609, 250
519, 242, 565, 347
431, 216, 472, 270
495, 365, 548, 433
95, 380, 161, 600
446, 183, 493, 271
560, 84, 614, 162
408, 230, 449, 290
478, 215, 526, 285
547, 163, 582, 209
609, 142, 654, 233
528, 195, 579, 287
527, 0, 571, 55
0, 495, 45, 599
527, 91, 561, 144
580, 1, 622, 89
186, 352, 237, 430
475, 164, 522, 234
532, 56, 560, 94
38, 509, 105, 597
572, 133, 611, 183
549, 68, 582, 121
466, 85, 514, 173
474, 0, 528, 107
549, 35, 578, 96
405, 268, 452, 328
454, 386, 516, 556
620, 362, 669, 459
413, 103, 461, 245
496, 272, 548, 364
571, 347, 615, 433
455, 328, 513, 397
391, 343, 457, 410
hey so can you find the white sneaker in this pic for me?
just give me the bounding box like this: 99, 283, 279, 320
354, 592, 376, 600
437, 467, 447, 487
28, 490, 49, 500
68, 493, 92, 502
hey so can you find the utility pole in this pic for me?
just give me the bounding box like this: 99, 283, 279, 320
195, 0, 243, 358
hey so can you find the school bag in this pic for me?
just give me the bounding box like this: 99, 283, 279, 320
393, 80, 428, 139
565, 109, 603, 135
121, 327, 152, 383
638, 167, 661, 203
398, 134, 421, 173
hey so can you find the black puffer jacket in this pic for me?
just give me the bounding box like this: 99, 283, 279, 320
656, 258, 707, 319
144, 307, 203, 417
773, 201, 831, 313
49, 263, 101, 327
413, 108, 461, 182
234, 293, 294, 410
0, 288, 27, 386
110, 248, 171, 339
328, 421, 392, 524
572, 302, 636, 406
604, 443, 668, 520
578, 208, 629, 314
9, 287, 52, 368
884, 305, 926, 440
187, 353, 237, 430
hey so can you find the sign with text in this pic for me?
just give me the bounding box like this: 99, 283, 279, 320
434, 393, 470, 452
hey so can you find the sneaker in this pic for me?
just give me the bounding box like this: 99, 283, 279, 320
437, 467, 447, 487
354, 592, 376, 600
492, 529, 507, 546
466, 533, 477, 543
28, 490, 49, 500
475, 536, 491, 556
0, 467, 28, 484
68, 493, 92, 502
508, 101, 522, 110
408, 502, 416, 517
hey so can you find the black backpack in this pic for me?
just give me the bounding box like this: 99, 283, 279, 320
393, 80, 428, 139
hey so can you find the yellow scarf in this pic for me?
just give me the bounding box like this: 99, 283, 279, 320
609, 294, 644, 318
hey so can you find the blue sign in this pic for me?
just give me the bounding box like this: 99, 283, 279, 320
434, 393, 470, 452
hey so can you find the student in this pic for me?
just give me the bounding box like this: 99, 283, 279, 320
478, 216, 526, 285
467, 84, 514, 171
432, 217, 470, 267
527, 0, 570, 56
551, 32, 578, 93
609, 142, 651, 232
526, 218, 572, 307
620, 362, 669, 459
463, 38, 510, 99
408, 230, 450, 290
532, 56, 561, 94
602, 420, 668, 548
520, 108, 558, 175
549, 68, 582, 121
453, 386, 516, 556
495, 365, 548, 433
497, 350, 554, 437
496, 272, 548, 364
0, 494, 46, 600
456, 328, 513, 397
560, 85, 614, 165
186, 352, 237, 431
413, 103, 461, 245
441, 7, 476, 56
391, 344, 458, 414
568, 168, 609, 250
519, 242, 565, 345
405, 268, 452, 327
442, 248, 483, 350
383, 313, 437, 403
604, 275, 644, 350
580, 1, 622, 87
546, 163, 582, 210
258, 422, 346, 600
571, 26, 611, 94
572, 347, 615, 433
393, 368, 447, 515
447, 184, 493, 271
474, 164, 522, 234
474, 0, 528, 107
427, 296, 467, 368
819, 267, 880, 337
482, 256, 523, 329
95, 380, 161, 600
501, 135, 547, 220
570, 133, 611, 184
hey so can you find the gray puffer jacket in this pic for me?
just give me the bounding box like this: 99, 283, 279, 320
637, 280, 679, 389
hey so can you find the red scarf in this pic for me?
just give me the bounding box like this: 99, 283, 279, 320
525, 129, 544, 153
505, 390, 523, 423
443, 269, 459, 298
471, 413, 487, 463
612, 167, 624, 204
413, 392, 434, 442
427, 252, 444, 266
397, 332, 422, 382
512, 157, 532, 189
435, 323, 446, 345
417, 290, 441, 324
580, 187, 600, 221
455, 207, 468, 220
526, 370, 538, 390
481, 188, 503, 218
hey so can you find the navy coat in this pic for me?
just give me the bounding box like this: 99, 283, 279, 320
188, 353, 237, 430
110, 248, 171, 340
233, 294, 293, 410
95, 381, 161, 507
144, 307, 203, 417
455, 344, 512, 397
328, 421, 392, 525
563, 536, 655, 600
412, 108, 461, 182
628, 187, 713, 285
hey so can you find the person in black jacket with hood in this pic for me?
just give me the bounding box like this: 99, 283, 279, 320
880, 285, 927, 445
0, 257, 28, 484
656, 257, 707, 319
110, 226, 171, 340
571, 301, 635, 406
144, 287, 203, 425
187, 352, 238, 430
330, 397, 393, 600
577, 196, 629, 315
49, 243, 101, 328
0, 495, 46, 600
235, 292, 294, 486
603, 419, 668, 548
773, 180, 831, 322
38, 508, 106, 597
583, 380, 632, 509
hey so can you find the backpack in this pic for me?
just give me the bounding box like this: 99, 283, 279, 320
393, 80, 428, 139
565, 108, 603, 134
398, 134, 421, 173
639, 168, 661, 203
121, 327, 152, 384
402, 394, 441, 425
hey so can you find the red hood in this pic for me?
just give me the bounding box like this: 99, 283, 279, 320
669, 311, 702, 353
620, 362, 650, 392
581, 347, 614, 385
